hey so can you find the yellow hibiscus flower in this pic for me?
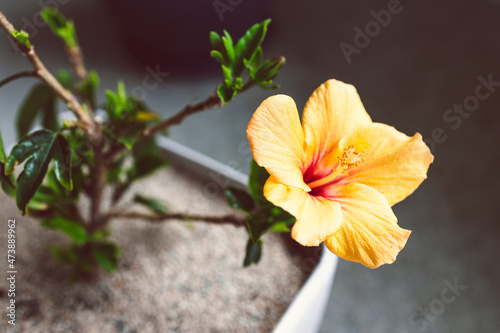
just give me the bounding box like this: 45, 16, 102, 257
247, 79, 433, 268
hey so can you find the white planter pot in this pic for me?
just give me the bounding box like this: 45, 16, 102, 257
158, 137, 339, 333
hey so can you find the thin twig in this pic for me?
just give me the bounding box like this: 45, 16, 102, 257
62, 34, 96, 121
0, 10, 94, 133
0, 70, 37, 88
66, 45, 87, 84
142, 93, 223, 137
104, 210, 246, 228
64, 37, 93, 120
104, 93, 223, 164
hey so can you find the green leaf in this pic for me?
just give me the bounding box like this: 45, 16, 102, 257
245, 209, 273, 243
225, 186, 255, 213
248, 159, 269, 205
221, 65, 233, 86
244, 46, 263, 72
105, 90, 118, 111
78, 70, 100, 108
217, 84, 236, 104
128, 97, 152, 115
68, 162, 87, 198
135, 110, 161, 122
105, 81, 136, 120
210, 50, 225, 65
233, 19, 271, 76
102, 122, 145, 150
251, 46, 263, 67
243, 238, 262, 267
6, 130, 56, 212
210, 31, 223, 51
0, 129, 16, 196
56, 70, 74, 88
269, 207, 295, 226
133, 154, 168, 179
40, 7, 77, 47
117, 80, 127, 101
1, 174, 16, 197
221, 30, 235, 64
31, 183, 58, 203
233, 77, 244, 91
122, 123, 148, 147
245, 208, 293, 243
16, 84, 53, 138
12, 30, 31, 48
133, 194, 168, 215
45, 167, 66, 199
52, 135, 72, 190
26, 196, 51, 212
269, 221, 291, 233
41, 7, 66, 28
92, 242, 120, 273
118, 130, 141, 150
41, 93, 58, 132
5, 134, 56, 180
41, 216, 86, 243
131, 137, 169, 178
0, 128, 6, 163
65, 128, 93, 170
5, 129, 69, 212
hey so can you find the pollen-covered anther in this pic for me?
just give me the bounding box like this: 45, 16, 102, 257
338, 142, 368, 174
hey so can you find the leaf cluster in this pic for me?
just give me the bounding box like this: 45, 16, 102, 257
12, 30, 31, 48
210, 19, 286, 104
40, 7, 78, 48
103, 81, 161, 149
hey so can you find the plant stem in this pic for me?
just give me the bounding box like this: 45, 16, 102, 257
104, 93, 223, 164
142, 93, 223, 137
0, 70, 37, 88
89, 138, 105, 233
239, 79, 256, 93
0, 10, 94, 133
64, 40, 95, 120
104, 210, 246, 228
66, 45, 88, 84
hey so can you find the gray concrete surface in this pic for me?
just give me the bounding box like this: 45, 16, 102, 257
1, 0, 499, 332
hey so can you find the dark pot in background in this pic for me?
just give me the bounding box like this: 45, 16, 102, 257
102, 0, 272, 72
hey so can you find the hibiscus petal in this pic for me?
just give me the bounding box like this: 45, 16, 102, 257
325, 183, 411, 269
341, 124, 434, 206
247, 95, 310, 191
302, 79, 372, 165
339, 123, 410, 160
264, 176, 342, 246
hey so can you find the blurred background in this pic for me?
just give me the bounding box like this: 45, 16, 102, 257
1, 0, 499, 332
